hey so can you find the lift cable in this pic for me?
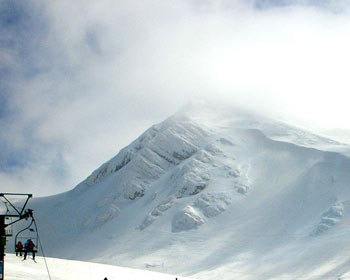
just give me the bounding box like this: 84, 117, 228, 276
33, 218, 52, 280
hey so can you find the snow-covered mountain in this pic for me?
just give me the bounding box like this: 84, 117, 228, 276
10, 104, 350, 279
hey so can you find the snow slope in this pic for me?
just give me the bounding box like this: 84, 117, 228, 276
6, 104, 350, 280
5, 254, 192, 280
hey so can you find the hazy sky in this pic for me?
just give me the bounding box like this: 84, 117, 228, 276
1, 0, 350, 197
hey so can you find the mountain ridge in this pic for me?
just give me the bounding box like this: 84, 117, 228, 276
9, 105, 350, 280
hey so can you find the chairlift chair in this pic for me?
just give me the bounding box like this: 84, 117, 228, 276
14, 218, 39, 255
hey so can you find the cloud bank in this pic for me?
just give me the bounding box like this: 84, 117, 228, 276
1, 0, 350, 196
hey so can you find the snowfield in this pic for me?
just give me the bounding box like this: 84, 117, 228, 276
6, 104, 350, 280
5, 254, 191, 280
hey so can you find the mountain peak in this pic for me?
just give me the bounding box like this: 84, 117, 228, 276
24, 105, 350, 280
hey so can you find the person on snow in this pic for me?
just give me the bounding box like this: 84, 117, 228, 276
15, 241, 23, 256
23, 239, 35, 260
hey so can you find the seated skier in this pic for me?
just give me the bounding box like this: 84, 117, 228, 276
15, 241, 23, 256
23, 239, 35, 261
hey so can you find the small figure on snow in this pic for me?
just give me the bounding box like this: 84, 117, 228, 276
15, 241, 23, 256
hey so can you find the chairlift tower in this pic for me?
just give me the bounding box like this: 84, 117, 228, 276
0, 193, 33, 280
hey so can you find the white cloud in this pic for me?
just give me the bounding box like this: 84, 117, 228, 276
1, 0, 350, 196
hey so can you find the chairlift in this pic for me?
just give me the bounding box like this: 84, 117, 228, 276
14, 218, 39, 255
0, 193, 52, 279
